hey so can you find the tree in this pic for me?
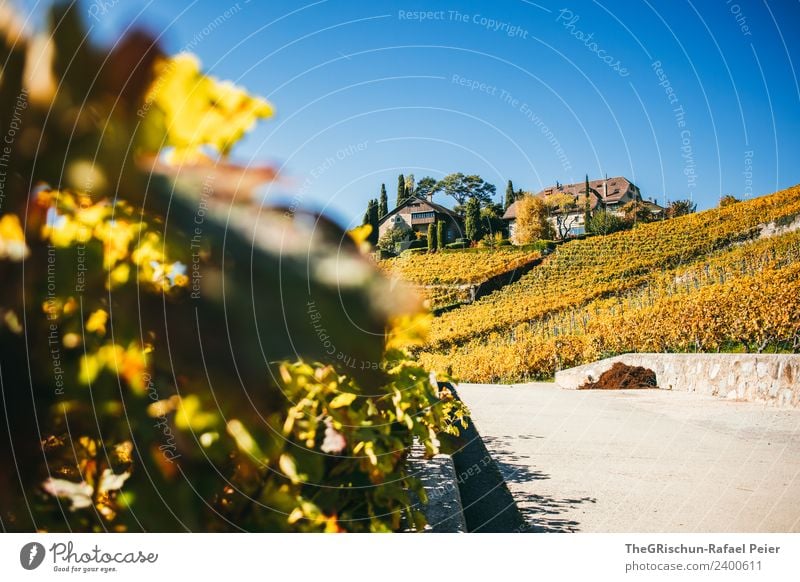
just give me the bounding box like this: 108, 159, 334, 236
464, 197, 483, 242
719, 194, 739, 208
366, 198, 380, 245
620, 200, 654, 225
427, 223, 436, 251
378, 184, 388, 217
377, 224, 412, 252
480, 203, 505, 238
586, 210, 626, 235
415, 176, 438, 199
404, 174, 415, 198
666, 199, 697, 219
396, 173, 406, 206
437, 173, 496, 208
513, 195, 552, 244
436, 220, 445, 248
583, 174, 592, 227
504, 180, 515, 210
544, 192, 579, 240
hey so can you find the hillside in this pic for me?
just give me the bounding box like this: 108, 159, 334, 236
417, 185, 800, 383
378, 247, 541, 309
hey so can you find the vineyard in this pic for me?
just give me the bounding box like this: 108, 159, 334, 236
379, 247, 541, 309
417, 185, 800, 382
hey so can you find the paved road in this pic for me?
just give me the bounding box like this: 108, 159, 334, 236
456, 382, 800, 532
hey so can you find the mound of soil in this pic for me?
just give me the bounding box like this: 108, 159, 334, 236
579, 362, 658, 390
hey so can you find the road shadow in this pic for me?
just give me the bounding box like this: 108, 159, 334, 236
482, 435, 596, 533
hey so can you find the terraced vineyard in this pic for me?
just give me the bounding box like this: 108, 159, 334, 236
417, 185, 800, 382
379, 247, 541, 309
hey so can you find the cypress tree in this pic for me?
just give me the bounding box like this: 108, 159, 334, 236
362, 202, 370, 225
504, 180, 515, 210
583, 174, 592, 229
465, 197, 482, 242
437, 220, 445, 248
396, 174, 406, 206
378, 184, 388, 217
368, 198, 379, 245
427, 223, 436, 252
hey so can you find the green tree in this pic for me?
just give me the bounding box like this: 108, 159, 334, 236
480, 203, 505, 238
587, 210, 626, 235
437, 220, 445, 248
415, 176, 438, 199
396, 173, 406, 206
437, 173, 496, 208
621, 200, 654, 225
464, 197, 483, 242
427, 223, 436, 251
719, 194, 739, 208
378, 184, 388, 217
377, 224, 412, 252
368, 198, 380, 245
504, 180, 515, 210
583, 174, 592, 227
667, 199, 697, 218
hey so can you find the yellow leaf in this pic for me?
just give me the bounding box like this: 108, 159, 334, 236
279, 453, 302, 484
85, 309, 108, 335
329, 392, 357, 409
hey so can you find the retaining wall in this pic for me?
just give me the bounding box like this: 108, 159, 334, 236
555, 353, 800, 407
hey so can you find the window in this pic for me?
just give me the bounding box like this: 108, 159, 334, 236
411, 211, 435, 220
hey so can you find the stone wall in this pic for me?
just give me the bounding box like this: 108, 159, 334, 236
555, 353, 800, 407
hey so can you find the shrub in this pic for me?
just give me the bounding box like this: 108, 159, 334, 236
587, 211, 627, 235
0, 10, 465, 533
378, 224, 413, 252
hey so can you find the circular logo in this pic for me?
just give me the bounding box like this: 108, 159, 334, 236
20, 542, 46, 570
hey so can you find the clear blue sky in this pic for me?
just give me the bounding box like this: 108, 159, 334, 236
22, 0, 800, 227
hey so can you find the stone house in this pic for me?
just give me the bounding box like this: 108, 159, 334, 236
377, 195, 463, 244
503, 176, 661, 239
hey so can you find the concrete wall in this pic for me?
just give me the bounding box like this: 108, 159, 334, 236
555, 353, 800, 407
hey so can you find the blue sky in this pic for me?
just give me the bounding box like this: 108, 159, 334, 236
21, 0, 800, 227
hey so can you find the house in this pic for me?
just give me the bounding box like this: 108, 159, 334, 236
503, 176, 659, 239
377, 195, 463, 245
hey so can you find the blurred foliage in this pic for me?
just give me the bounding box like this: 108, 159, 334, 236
0, 4, 465, 532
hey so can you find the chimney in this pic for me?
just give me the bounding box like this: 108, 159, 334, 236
603, 174, 608, 200
427, 192, 434, 203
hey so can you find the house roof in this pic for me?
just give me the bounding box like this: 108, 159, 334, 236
502, 176, 641, 220
377, 195, 461, 226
